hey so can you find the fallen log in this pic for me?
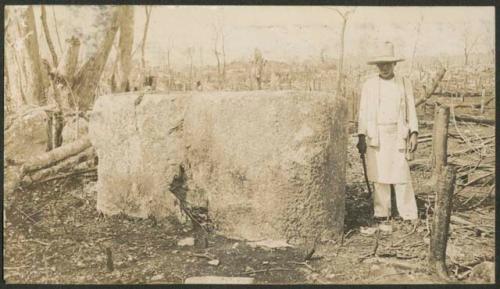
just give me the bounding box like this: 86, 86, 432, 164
22, 136, 91, 173
453, 115, 495, 126
4, 136, 93, 195
23, 147, 96, 184
416, 67, 447, 107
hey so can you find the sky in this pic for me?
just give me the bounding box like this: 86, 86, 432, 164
11, 5, 496, 69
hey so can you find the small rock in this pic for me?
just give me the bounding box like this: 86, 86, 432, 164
151, 273, 164, 281
262, 261, 269, 265
245, 266, 254, 272
76, 261, 85, 268
177, 237, 195, 247
232, 242, 239, 249
172, 250, 179, 254
469, 261, 494, 283
208, 259, 220, 266
185, 276, 255, 284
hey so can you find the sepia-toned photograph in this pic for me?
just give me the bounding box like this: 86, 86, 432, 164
3, 5, 495, 284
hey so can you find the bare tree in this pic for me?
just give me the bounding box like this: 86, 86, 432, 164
115, 6, 134, 92
18, 6, 47, 105
40, 5, 59, 68
328, 7, 356, 97
5, 12, 28, 109
212, 22, 226, 90
462, 26, 481, 66
71, 7, 121, 110
51, 6, 64, 55
252, 48, 266, 90
139, 6, 153, 88
185, 46, 195, 90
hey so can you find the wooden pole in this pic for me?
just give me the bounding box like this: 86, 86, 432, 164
433, 105, 450, 172
428, 103, 454, 280
429, 165, 456, 280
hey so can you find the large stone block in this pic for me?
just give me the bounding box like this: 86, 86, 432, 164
89, 92, 189, 219
89, 90, 347, 244
183, 91, 347, 244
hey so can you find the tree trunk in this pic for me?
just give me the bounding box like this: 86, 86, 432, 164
40, 5, 59, 68
336, 17, 347, 97
71, 7, 121, 111
221, 30, 226, 89
46, 111, 64, 151
429, 165, 455, 281
19, 6, 47, 106
4, 137, 93, 196
454, 115, 495, 126
116, 6, 134, 92
431, 105, 449, 172
4, 7, 14, 113
5, 8, 27, 111
140, 6, 152, 90
62, 36, 81, 82
24, 147, 95, 184
23, 136, 91, 173
51, 6, 64, 55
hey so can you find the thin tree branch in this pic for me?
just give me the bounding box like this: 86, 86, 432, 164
40, 5, 59, 68
51, 6, 64, 55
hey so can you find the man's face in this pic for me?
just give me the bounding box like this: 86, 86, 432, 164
376, 62, 396, 78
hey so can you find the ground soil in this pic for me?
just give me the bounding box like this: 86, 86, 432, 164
4, 96, 495, 284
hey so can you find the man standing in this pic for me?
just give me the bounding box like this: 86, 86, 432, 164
357, 41, 419, 233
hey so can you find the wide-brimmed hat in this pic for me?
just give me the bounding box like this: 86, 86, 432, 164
367, 41, 405, 65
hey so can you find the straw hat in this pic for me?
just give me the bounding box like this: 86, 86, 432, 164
367, 41, 405, 65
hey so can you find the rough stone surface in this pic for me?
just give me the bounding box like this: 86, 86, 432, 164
183, 91, 347, 244
89, 92, 189, 219
5, 107, 49, 163
89, 90, 347, 244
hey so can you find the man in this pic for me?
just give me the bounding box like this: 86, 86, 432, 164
357, 41, 419, 233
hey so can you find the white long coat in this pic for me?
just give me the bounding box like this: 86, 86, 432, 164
357, 74, 419, 184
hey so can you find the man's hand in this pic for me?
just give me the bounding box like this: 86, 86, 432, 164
409, 132, 418, 152
357, 134, 367, 155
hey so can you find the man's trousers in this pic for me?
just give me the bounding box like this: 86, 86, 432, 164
373, 182, 418, 220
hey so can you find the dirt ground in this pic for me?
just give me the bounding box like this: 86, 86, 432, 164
4, 96, 495, 284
